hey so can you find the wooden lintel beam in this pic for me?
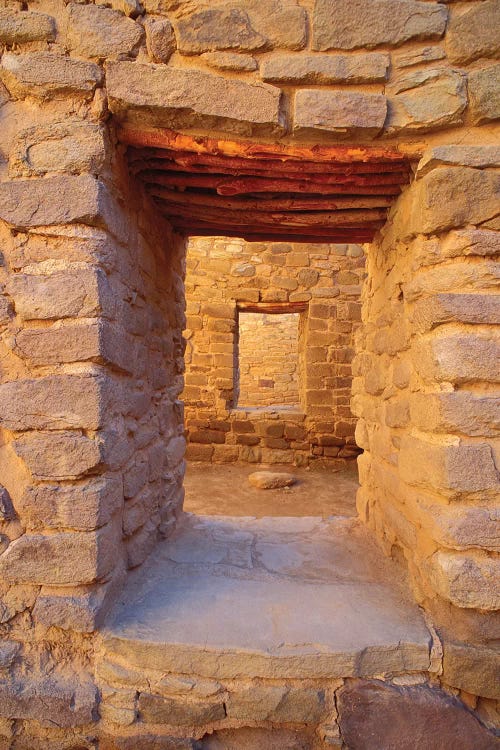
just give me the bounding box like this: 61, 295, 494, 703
120, 127, 410, 164
238, 302, 309, 313
143, 171, 401, 196
146, 186, 393, 211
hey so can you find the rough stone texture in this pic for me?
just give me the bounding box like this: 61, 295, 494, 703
144, 16, 177, 63
261, 52, 389, 84
13, 431, 103, 480
386, 69, 467, 133
338, 680, 498, 750
0, 52, 103, 99
468, 64, 500, 125
201, 51, 258, 72
107, 62, 284, 136
294, 90, 387, 139
138, 692, 226, 725
174, 8, 266, 55
312, 0, 447, 51
417, 146, 500, 176
445, 0, 500, 64
248, 471, 297, 489
67, 4, 144, 61
0, 8, 55, 44
443, 643, 500, 700
0, 486, 15, 521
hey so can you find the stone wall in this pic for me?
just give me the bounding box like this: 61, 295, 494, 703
183, 236, 364, 465
353, 146, 500, 721
237, 312, 300, 408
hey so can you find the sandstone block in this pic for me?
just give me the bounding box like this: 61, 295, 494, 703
0, 374, 110, 431
0, 523, 118, 585
411, 293, 500, 332
0, 52, 102, 99
399, 435, 498, 496
201, 51, 257, 72
413, 332, 500, 384
107, 62, 284, 137
11, 322, 101, 365
428, 550, 500, 610
68, 4, 144, 61
9, 120, 106, 178
410, 392, 500, 438
406, 166, 500, 237
446, 0, 500, 64
0, 640, 20, 669
13, 431, 103, 480
33, 575, 122, 632
417, 146, 500, 177
126, 519, 158, 569
6, 266, 106, 320
427, 504, 500, 552
123, 487, 156, 537
312, 0, 446, 51
294, 90, 387, 139
226, 685, 286, 721
0, 673, 97, 728
0, 486, 15, 521
242, 0, 307, 51
0, 8, 55, 44
468, 64, 500, 125
174, 7, 266, 54
145, 16, 176, 63
138, 692, 225, 725
0, 174, 113, 230
271, 688, 325, 723
338, 680, 496, 750
19, 476, 123, 532
261, 52, 388, 84
386, 69, 466, 133
443, 643, 500, 700
248, 471, 297, 489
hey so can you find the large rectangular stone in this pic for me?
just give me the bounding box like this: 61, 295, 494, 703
0, 175, 113, 231
0, 374, 110, 431
106, 62, 285, 137
312, 0, 447, 51
13, 431, 103, 480
261, 52, 389, 84
294, 90, 386, 139
0, 8, 55, 44
413, 332, 500, 384
410, 392, 500, 438
428, 550, 500, 610
1, 51, 102, 99
19, 476, 123, 532
445, 0, 500, 65
0, 523, 119, 585
410, 293, 500, 332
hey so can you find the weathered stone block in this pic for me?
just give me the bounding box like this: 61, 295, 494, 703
410, 392, 500, 438
446, 0, 500, 64
271, 688, 325, 723
428, 550, 500, 610
240, 0, 307, 51
0, 52, 102, 99
9, 120, 106, 178
312, 0, 447, 51
261, 52, 389, 84
468, 63, 500, 125
0, 673, 97, 727
12, 322, 99, 364
0, 8, 55, 44
294, 90, 387, 139
0, 374, 110, 431
399, 436, 498, 496
0, 521, 119, 585
107, 62, 284, 137
19, 476, 123, 532
427, 504, 500, 552
13, 431, 103, 480
144, 16, 176, 63
417, 146, 500, 178
226, 685, 286, 720
386, 69, 466, 133
6, 266, 107, 320
338, 680, 497, 750
174, 7, 266, 54
411, 293, 500, 332
201, 51, 257, 72
413, 332, 500, 384
406, 166, 500, 237
443, 643, 500, 700
138, 692, 225, 725
67, 4, 144, 60
0, 175, 114, 231
0, 486, 15, 521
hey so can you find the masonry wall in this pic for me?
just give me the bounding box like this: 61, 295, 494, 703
183, 236, 364, 466
353, 150, 500, 718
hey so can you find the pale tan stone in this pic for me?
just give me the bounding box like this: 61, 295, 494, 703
201, 51, 257, 72
410, 392, 500, 438
413, 332, 500, 384
443, 643, 500, 700
410, 293, 500, 332
416, 146, 500, 177
0, 8, 55, 44
138, 692, 225, 725
0, 52, 102, 99
428, 550, 500, 610
261, 52, 389, 84
174, 7, 266, 55
248, 471, 297, 489
144, 16, 176, 63
468, 63, 500, 125
445, 0, 500, 64
294, 90, 387, 139
386, 69, 466, 133
13, 431, 103, 481
67, 4, 144, 61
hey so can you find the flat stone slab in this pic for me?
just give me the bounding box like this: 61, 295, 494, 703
102, 515, 431, 680
248, 471, 297, 489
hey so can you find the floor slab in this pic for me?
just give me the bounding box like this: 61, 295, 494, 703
102, 514, 431, 680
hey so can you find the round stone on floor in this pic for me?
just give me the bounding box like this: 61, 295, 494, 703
248, 471, 297, 489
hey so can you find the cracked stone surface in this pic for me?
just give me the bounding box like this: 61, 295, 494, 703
102, 514, 431, 680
